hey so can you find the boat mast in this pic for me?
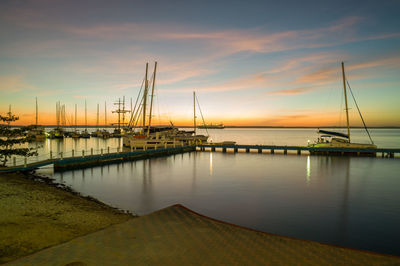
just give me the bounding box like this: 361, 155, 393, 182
35, 97, 38, 126
147, 62, 157, 136
85, 100, 87, 132
342, 62, 350, 142
75, 104, 77, 132
96, 103, 99, 129
193, 91, 196, 134
143, 63, 149, 130
104, 101, 107, 126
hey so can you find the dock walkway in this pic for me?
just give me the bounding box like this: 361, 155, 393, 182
198, 144, 400, 157
7, 204, 400, 265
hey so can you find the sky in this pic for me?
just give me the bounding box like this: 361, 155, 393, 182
0, 0, 399, 126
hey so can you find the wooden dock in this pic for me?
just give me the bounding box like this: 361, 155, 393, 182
0, 146, 196, 173
1, 143, 398, 173
197, 144, 400, 157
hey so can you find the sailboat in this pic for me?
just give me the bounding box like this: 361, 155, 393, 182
123, 62, 207, 150
91, 103, 103, 137
48, 102, 65, 139
80, 100, 91, 138
309, 62, 377, 155
27, 97, 46, 141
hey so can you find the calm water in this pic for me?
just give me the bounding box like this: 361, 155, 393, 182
37, 128, 400, 255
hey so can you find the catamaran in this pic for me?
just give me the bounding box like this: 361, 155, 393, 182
309, 62, 377, 155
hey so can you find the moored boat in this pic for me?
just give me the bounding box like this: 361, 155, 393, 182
309, 62, 377, 156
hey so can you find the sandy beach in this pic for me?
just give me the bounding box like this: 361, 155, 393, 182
0, 172, 133, 264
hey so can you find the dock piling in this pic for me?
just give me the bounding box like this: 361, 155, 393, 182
212, 147, 216, 152
271, 149, 274, 154
13, 157, 16, 166
258, 148, 262, 154
82, 150, 85, 158
297, 150, 301, 155
246, 148, 250, 153
50, 151, 53, 159
222, 148, 227, 153
107, 147, 110, 154
24, 157, 27, 168
101, 148, 103, 156
60, 152, 63, 160
91, 148, 93, 156
72, 149, 75, 157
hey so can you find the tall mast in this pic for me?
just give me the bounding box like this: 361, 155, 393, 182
35, 97, 38, 126
143, 63, 149, 130
85, 100, 87, 132
75, 104, 77, 132
341, 62, 350, 142
193, 91, 196, 134
147, 61, 157, 136
122, 96, 125, 129
105, 101, 107, 126
96, 103, 99, 128
56, 102, 60, 128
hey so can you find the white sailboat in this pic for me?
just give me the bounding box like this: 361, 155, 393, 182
27, 97, 46, 141
309, 62, 377, 155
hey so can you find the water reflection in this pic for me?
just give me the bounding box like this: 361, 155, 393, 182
48, 152, 400, 256
306, 155, 311, 184
209, 152, 213, 176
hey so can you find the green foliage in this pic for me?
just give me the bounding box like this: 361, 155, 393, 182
0, 114, 38, 167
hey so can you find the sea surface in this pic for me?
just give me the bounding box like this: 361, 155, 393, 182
35, 128, 400, 256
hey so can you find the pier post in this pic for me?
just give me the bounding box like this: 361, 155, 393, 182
60, 152, 63, 160
222, 147, 227, 153
50, 151, 53, 159
72, 149, 75, 157
91, 148, 93, 156
234, 147, 238, 153
107, 147, 110, 154
246, 148, 250, 153
24, 157, 27, 168
284, 149, 287, 155
382, 152, 384, 158
101, 148, 103, 156
117, 147, 120, 153
297, 150, 301, 155
390, 153, 394, 158
258, 148, 262, 154
82, 150, 85, 158
211, 147, 216, 152
13, 157, 16, 166
271, 149, 274, 154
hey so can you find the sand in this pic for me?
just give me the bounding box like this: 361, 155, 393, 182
0, 172, 133, 264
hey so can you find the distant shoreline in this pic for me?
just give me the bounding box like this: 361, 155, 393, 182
3, 125, 400, 129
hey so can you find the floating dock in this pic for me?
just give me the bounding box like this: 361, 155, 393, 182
0, 146, 195, 173
1, 143, 398, 173
197, 144, 400, 157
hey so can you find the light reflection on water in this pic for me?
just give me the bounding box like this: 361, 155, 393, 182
45, 151, 400, 256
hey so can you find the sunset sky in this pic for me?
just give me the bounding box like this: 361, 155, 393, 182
1, 0, 399, 126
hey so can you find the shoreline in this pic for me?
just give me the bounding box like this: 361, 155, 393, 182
0, 171, 134, 264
